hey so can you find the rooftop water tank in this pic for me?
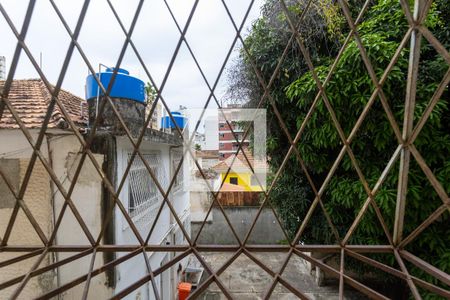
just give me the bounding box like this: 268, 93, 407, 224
85, 67, 146, 135
85, 67, 145, 102
161, 111, 187, 129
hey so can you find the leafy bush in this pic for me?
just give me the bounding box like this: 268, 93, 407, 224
229, 0, 450, 297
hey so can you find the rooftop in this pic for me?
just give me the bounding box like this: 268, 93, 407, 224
212, 149, 267, 173
0, 79, 86, 129
195, 150, 219, 159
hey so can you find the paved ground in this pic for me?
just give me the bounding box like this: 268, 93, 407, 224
191, 252, 365, 299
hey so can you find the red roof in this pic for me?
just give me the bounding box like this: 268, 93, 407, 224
212, 149, 267, 173
0, 79, 86, 129
195, 150, 219, 159
219, 182, 246, 192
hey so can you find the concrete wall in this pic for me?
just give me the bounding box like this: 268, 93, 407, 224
49, 134, 112, 299
203, 115, 218, 151
0, 130, 54, 299
0, 130, 113, 299
190, 192, 212, 222
191, 207, 285, 245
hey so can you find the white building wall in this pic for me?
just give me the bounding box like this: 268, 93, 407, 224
0, 131, 190, 300
115, 137, 190, 300
203, 115, 218, 150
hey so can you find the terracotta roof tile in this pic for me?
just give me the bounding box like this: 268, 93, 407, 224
195, 150, 219, 158
219, 182, 246, 192
0, 79, 86, 129
212, 149, 267, 173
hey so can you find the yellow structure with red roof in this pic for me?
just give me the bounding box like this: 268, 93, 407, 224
212, 149, 266, 192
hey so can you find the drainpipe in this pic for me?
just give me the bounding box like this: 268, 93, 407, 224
168, 145, 180, 228
45, 133, 61, 296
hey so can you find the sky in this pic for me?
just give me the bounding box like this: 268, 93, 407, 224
0, 0, 264, 119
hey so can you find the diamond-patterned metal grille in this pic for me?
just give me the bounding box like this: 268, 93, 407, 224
0, 0, 449, 299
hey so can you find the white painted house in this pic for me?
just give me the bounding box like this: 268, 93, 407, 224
0, 78, 191, 299
114, 135, 191, 300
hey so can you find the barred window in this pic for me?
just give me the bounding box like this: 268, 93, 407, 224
127, 152, 165, 222
171, 150, 183, 192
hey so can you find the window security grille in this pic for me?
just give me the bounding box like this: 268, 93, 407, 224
171, 150, 183, 192
127, 152, 167, 225
1, 1, 449, 299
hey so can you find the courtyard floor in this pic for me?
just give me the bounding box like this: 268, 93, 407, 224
193, 252, 366, 299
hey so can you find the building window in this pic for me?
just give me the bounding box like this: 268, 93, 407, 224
172, 150, 183, 192
127, 152, 165, 222
219, 143, 224, 149
219, 133, 225, 138
219, 123, 225, 128
229, 177, 238, 185
219, 153, 225, 158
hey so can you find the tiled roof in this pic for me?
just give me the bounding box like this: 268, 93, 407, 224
219, 182, 246, 192
212, 149, 267, 173
195, 150, 219, 159
0, 79, 86, 129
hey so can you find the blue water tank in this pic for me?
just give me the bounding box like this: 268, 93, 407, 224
85, 68, 145, 103
161, 112, 187, 129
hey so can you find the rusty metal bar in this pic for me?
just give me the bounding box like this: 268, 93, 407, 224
393, 0, 426, 245
105, 0, 248, 249
0, 249, 44, 269
345, 249, 406, 280
0, 249, 93, 291
0, 244, 398, 254
393, 249, 421, 299
187, 249, 242, 299
410, 67, 450, 145
244, 249, 309, 300
399, 204, 448, 248
0, 0, 36, 121
293, 249, 389, 299
261, 249, 295, 299
191, 248, 233, 299
343, 145, 402, 244
81, 248, 97, 300
339, 248, 344, 299
111, 249, 191, 299
409, 144, 449, 206
35, 248, 143, 300
0, 0, 448, 298
142, 250, 160, 300
400, 250, 450, 286
346, 249, 450, 298
10, 248, 49, 299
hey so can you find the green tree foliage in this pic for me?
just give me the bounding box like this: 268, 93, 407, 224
145, 81, 157, 106
230, 0, 450, 297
